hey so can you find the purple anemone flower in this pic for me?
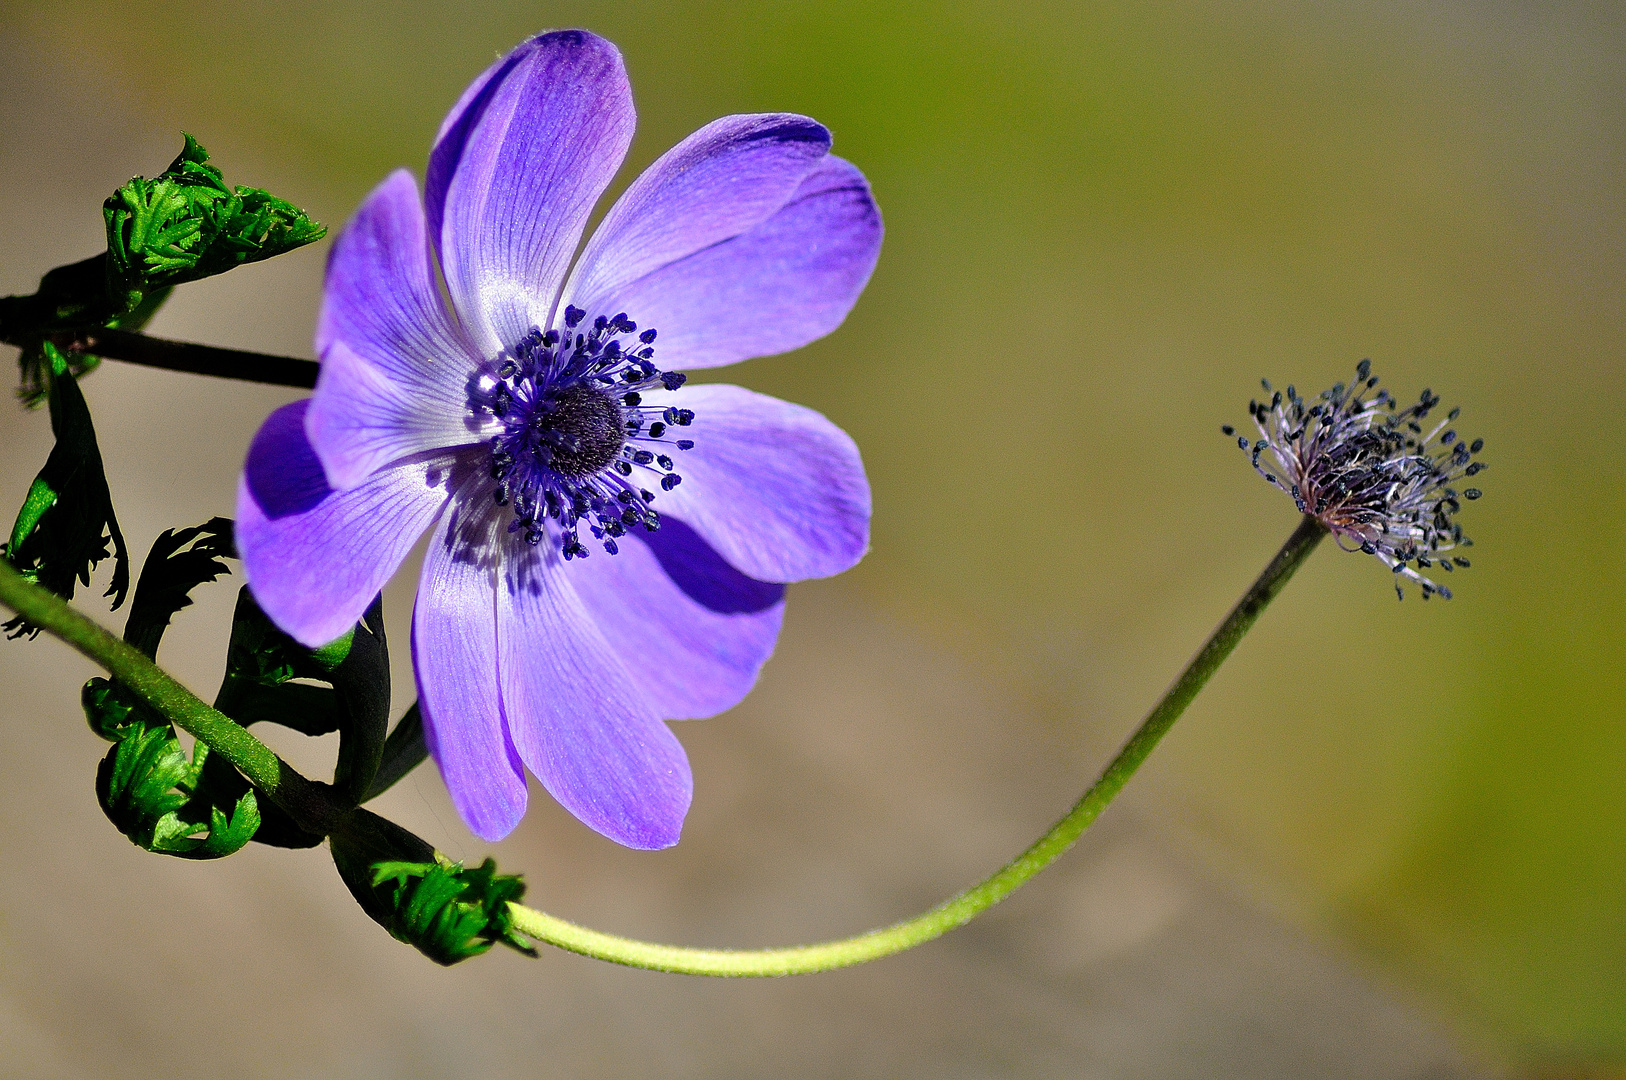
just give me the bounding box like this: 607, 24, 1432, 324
235, 30, 881, 849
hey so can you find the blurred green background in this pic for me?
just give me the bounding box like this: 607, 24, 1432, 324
1, 0, 1622, 1074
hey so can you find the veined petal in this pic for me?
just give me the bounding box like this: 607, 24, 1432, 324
598, 156, 881, 370
426, 30, 635, 357
561, 114, 831, 317
236, 401, 452, 648
497, 542, 692, 850
650, 383, 870, 583
310, 171, 485, 488
566, 517, 785, 720
315, 169, 479, 400
307, 336, 493, 489
415, 501, 528, 842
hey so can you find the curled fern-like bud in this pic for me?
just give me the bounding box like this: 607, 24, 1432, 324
83, 677, 260, 859
330, 810, 536, 966
103, 134, 325, 313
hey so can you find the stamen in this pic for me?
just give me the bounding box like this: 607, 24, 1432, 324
468, 310, 698, 558
1227, 362, 1484, 599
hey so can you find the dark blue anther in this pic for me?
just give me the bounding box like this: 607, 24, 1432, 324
603, 539, 619, 555
661, 372, 687, 391
661, 474, 681, 490
676, 410, 694, 426
632, 450, 654, 465
640, 329, 657, 344
657, 455, 673, 471
663, 406, 680, 424
676, 439, 694, 450
564, 306, 585, 329
648, 422, 666, 438
620, 508, 639, 526
615, 461, 633, 476
623, 392, 642, 406
1470, 438, 1484, 453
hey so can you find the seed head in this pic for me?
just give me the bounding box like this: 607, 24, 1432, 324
1224, 360, 1484, 600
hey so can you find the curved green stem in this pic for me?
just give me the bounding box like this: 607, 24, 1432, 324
505, 515, 1328, 975
0, 515, 1326, 977
0, 557, 342, 833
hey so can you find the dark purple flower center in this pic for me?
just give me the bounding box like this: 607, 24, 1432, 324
470, 306, 697, 561
531, 383, 626, 478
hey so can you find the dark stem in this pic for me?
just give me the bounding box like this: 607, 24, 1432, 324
56, 328, 318, 389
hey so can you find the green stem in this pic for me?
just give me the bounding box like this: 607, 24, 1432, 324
0, 557, 342, 834
505, 514, 1329, 975
0, 513, 1325, 977
57, 328, 318, 389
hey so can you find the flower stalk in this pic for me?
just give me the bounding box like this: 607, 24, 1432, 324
0, 514, 1324, 975
503, 514, 1327, 974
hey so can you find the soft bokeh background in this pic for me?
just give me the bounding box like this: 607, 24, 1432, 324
0, 1, 1621, 1076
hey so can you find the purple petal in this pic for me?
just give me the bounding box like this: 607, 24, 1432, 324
415, 504, 528, 842
595, 156, 881, 370
308, 170, 487, 488
236, 401, 451, 647
305, 337, 492, 490
497, 543, 692, 849
648, 383, 870, 583
426, 30, 635, 357
561, 114, 831, 317
566, 517, 785, 720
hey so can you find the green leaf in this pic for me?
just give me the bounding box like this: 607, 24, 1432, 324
122, 517, 234, 660
2, 344, 128, 637
195, 587, 392, 848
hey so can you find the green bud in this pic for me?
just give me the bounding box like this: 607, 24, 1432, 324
331, 810, 536, 966
89, 680, 260, 860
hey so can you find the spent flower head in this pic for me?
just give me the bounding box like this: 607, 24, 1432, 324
1225, 360, 1485, 600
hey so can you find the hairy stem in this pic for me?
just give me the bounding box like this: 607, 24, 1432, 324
57, 328, 318, 389
0, 557, 342, 833
504, 514, 1328, 975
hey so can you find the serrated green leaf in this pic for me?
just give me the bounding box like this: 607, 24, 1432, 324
122, 517, 234, 660
2, 344, 128, 637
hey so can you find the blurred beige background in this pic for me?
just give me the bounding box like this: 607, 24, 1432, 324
1, 1, 1621, 1076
